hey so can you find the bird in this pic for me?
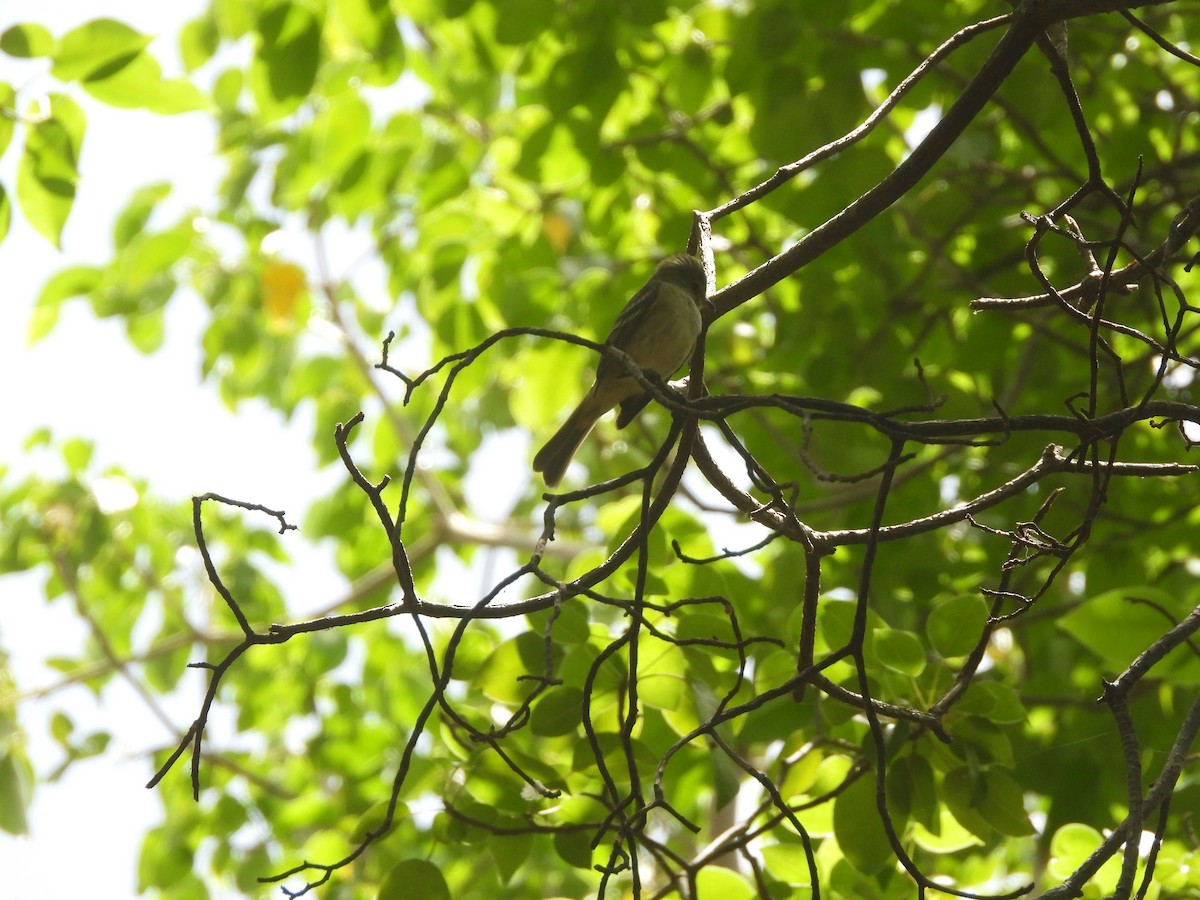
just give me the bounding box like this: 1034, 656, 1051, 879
533, 253, 707, 486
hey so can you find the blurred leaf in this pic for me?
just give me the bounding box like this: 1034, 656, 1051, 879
112, 182, 171, 250
0, 182, 10, 244
83, 53, 208, 114
552, 829, 592, 869
52, 18, 152, 82
0, 715, 31, 836
0, 23, 56, 58
29, 265, 102, 343
15, 95, 85, 247
251, 1, 322, 120
378, 859, 450, 900
179, 15, 219, 71
61, 437, 94, 473
260, 261, 308, 327
487, 831, 532, 885
0, 82, 14, 156
1059, 587, 1188, 674
137, 826, 195, 891
694, 866, 757, 899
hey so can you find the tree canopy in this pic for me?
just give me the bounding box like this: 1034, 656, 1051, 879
3, 1, 1200, 898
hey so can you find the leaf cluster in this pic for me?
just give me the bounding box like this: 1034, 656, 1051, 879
3, 2, 1200, 899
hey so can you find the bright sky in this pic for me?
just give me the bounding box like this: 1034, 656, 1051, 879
0, 3, 343, 896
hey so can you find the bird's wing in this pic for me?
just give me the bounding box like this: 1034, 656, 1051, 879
596, 280, 660, 381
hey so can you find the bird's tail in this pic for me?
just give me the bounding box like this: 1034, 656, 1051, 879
533, 400, 604, 487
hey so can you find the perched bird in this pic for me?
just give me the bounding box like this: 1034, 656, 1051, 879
533, 253, 707, 486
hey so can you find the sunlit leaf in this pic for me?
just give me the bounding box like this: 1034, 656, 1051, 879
52, 18, 152, 82
251, 1, 322, 120
179, 15, 219, 71
29, 264, 102, 343
16, 96, 84, 246
0, 182, 10, 245
81, 52, 207, 113
0, 82, 14, 158
0, 23, 56, 59
0, 729, 31, 836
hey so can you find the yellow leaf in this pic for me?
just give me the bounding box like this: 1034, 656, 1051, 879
260, 261, 307, 327
541, 211, 574, 253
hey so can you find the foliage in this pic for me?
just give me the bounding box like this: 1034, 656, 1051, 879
3, 1, 1200, 898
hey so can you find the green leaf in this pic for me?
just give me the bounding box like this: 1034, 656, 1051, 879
511, 341, 587, 433
638, 644, 687, 711
487, 831, 532, 885
0, 728, 31, 836
1058, 587, 1186, 673
23, 427, 53, 451
251, 2, 322, 121
16, 153, 74, 247
49, 711, 73, 743
980, 768, 1036, 837
926, 594, 988, 658
29, 264, 102, 343
112, 183, 171, 250
15, 94, 85, 247
530, 686, 584, 737
948, 715, 1013, 767
818, 597, 858, 649
118, 223, 194, 288
46, 93, 87, 159
693, 866, 757, 899
137, 827, 196, 891
954, 680, 1027, 725
311, 90, 371, 176
832, 773, 893, 875
475, 632, 560, 704
52, 18, 152, 82
349, 799, 403, 844
378, 859, 450, 900
179, 16, 219, 72
0, 82, 15, 157
0, 182, 10, 245
760, 841, 816, 885
126, 310, 166, 353
492, 0, 556, 45
552, 829, 592, 869
62, 437, 94, 473
81, 52, 207, 114
76, 730, 111, 759
911, 808, 985, 854
890, 753, 938, 828
872, 627, 926, 676
944, 767, 1035, 840
0, 23, 56, 58
334, 0, 404, 81
1047, 822, 1107, 879
526, 595, 590, 644
212, 67, 243, 110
